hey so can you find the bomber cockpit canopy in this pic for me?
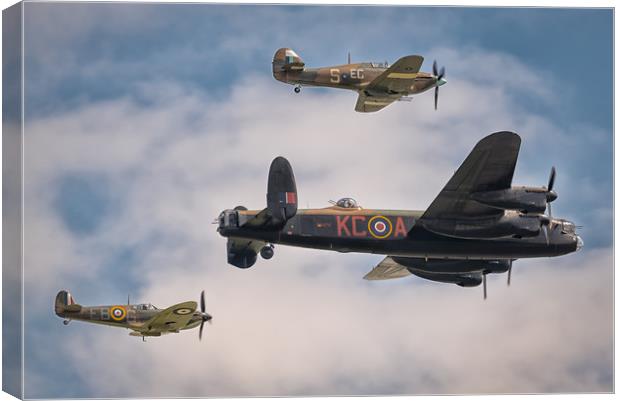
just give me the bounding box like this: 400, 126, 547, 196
336, 198, 360, 209
552, 219, 577, 235
560, 220, 576, 234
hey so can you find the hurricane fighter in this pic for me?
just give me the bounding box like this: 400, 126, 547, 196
272, 47, 447, 112
54, 290, 212, 340
217, 131, 583, 298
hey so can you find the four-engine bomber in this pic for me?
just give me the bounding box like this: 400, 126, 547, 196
217, 132, 582, 298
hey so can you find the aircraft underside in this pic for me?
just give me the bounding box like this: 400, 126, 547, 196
223, 226, 575, 262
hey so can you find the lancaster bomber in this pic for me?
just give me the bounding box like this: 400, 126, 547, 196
217, 131, 583, 298
272, 47, 447, 112
55, 290, 212, 340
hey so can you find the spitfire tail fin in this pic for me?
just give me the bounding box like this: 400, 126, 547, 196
272, 48, 305, 81
55, 290, 82, 316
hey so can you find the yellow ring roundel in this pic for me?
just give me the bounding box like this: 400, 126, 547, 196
109, 306, 127, 321
368, 216, 393, 239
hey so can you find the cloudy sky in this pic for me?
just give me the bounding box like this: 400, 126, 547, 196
13, 3, 613, 398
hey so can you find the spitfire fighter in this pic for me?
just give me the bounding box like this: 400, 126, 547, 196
54, 290, 212, 340
217, 131, 583, 298
272, 48, 447, 112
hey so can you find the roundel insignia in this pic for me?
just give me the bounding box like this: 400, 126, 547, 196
368, 216, 393, 239
109, 306, 126, 321
173, 307, 194, 315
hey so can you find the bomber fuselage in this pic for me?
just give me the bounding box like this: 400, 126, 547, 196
218, 206, 581, 260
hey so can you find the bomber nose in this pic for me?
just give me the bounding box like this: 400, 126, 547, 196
576, 235, 584, 251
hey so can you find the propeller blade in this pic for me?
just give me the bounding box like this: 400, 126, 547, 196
483, 274, 487, 300
543, 225, 549, 245
434, 86, 439, 110
200, 290, 205, 313
548, 166, 556, 192
439, 66, 445, 79
199, 321, 204, 341
433, 60, 438, 76
548, 203, 554, 231
507, 260, 512, 286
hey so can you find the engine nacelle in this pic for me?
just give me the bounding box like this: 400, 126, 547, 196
471, 187, 548, 214
393, 257, 510, 274
408, 270, 483, 287
422, 212, 541, 239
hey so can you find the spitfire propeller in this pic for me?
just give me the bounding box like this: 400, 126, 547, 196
432, 60, 447, 110
198, 290, 212, 341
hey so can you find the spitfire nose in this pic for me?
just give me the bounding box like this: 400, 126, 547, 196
576, 235, 584, 251
437, 77, 447, 87
203, 313, 212, 321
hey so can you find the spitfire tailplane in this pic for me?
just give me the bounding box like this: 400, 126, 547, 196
55, 290, 82, 316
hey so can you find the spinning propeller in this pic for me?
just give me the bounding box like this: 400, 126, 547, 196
545, 166, 558, 218
507, 260, 513, 286
539, 167, 558, 245
432, 60, 446, 110
198, 290, 212, 341
507, 168, 558, 288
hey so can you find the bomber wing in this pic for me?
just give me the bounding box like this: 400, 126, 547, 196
363, 257, 412, 280
364, 55, 424, 96
363, 256, 510, 289
415, 131, 521, 230
133, 301, 197, 334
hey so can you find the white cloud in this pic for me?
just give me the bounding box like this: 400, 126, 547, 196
21, 46, 611, 397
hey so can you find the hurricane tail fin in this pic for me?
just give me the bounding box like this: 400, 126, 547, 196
273, 48, 305, 82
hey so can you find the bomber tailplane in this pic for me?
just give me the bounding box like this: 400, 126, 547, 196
266, 156, 298, 224
243, 156, 298, 229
